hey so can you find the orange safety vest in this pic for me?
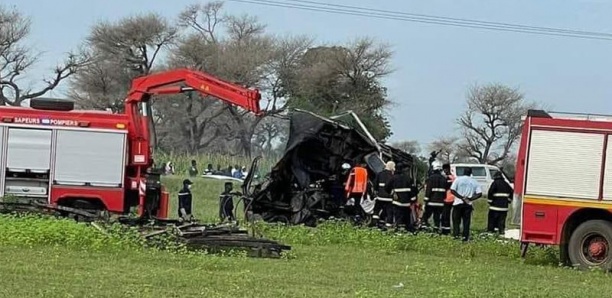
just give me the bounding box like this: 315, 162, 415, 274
444, 174, 455, 203
345, 166, 368, 197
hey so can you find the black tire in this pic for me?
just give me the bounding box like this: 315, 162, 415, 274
568, 220, 612, 271
30, 98, 74, 111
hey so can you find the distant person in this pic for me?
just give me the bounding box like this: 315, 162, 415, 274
164, 161, 175, 175
385, 166, 418, 232
219, 182, 235, 222
450, 168, 483, 241
344, 163, 369, 219
232, 166, 243, 179
203, 163, 214, 175
441, 163, 455, 235
178, 179, 194, 221
422, 161, 447, 232
188, 160, 198, 177
373, 161, 395, 228
225, 165, 233, 177
487, 172, 514, 235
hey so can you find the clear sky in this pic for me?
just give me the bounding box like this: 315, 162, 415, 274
4, 0, 611, 147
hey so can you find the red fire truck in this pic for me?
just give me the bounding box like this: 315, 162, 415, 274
514, 109, 612, 269
0, 69, 261, 219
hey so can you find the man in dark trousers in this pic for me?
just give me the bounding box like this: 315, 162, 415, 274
178, 179, 194, 221
441, 163, 455, 235
373, 161, 395, 228
450, 168, 483, 241
422, 161, 447, 232
219, 182, 235, 222
386, 166, 418, 232
487, 171, 514, 234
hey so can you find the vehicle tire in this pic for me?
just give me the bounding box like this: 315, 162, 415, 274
30, 98, 74, 111
568, 220, 612, 271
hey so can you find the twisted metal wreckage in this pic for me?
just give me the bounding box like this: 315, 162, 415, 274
244, 109, 417, 226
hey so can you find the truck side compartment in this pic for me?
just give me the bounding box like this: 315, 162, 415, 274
516, 110, 612, 269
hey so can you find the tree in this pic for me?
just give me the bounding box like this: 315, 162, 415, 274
70, 13, 177, 111
457, 83, 535, 165
284, 38, 394, 140
173, 1, 311, 157
392, 140, 421, 155
0, 5, 88, 106
428, 136, 471, 164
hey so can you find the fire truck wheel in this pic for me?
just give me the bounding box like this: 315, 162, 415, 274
568, 220, 612, 271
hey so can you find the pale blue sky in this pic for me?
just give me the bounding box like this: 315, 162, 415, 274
4, 0, 611, 147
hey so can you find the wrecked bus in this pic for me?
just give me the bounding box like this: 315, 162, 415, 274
245, 109, 415, 226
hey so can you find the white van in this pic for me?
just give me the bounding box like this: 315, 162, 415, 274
450, 163, 514, 195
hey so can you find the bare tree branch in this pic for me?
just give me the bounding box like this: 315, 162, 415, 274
0, 6, 91, 106
456, 83, 536, 165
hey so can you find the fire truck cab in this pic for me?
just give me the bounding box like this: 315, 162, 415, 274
0, 99, 132, 214
514, 109, 612, 270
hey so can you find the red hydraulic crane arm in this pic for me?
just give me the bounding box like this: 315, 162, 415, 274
126, 68, 262, 114
124, 69, 263, 218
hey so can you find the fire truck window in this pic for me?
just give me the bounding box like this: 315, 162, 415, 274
6, 128, 52, 172
489, 168, 500, 178
54, 130, 126, 187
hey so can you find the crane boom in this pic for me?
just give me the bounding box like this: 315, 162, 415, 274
122, 68, 263, 217
126, 68, 262, 114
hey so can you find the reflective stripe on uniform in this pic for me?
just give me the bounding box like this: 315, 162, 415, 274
178, 192, 190, 196
424, 197, 429, 201
427, 202, 444, 207
441, 226, 451, 230
372, 215, 380, 219
395, 188, 411, 192
493, 193, 510, 197
489, 206, 508, 212
432, 188, 446, 192
376, 197, 393, 202
392, 201, 411, 207
487, 200, 493, 203
379, 183, 385, 187
410, 197, 417, 201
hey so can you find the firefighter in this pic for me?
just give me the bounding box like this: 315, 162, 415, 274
344, 163, 369, 219
487, 171, 513, 234
450, 167, 483, 241
178, 179, 194, 221
219, 182, 235, 222
440, 163, 455, 235
421, 161, 447, 232
373, 161, 395, 228
386, 166, 418, 232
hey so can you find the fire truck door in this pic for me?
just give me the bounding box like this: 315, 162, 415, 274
4, 128, 52, 200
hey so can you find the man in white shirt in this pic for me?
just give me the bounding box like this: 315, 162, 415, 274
450, 167, 483, 241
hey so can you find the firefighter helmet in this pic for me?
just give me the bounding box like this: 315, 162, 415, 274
432, 161, 443, 171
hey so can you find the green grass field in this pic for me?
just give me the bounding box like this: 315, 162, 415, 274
0, 175, 610, 298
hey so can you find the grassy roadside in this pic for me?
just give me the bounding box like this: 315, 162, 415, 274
0, 243, 608, 298
0, 176, 609, 297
